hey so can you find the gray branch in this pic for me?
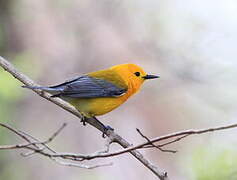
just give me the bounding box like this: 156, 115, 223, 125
0, 122, 111, 169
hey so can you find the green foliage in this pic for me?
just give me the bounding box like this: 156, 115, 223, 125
191, 146, 237, 180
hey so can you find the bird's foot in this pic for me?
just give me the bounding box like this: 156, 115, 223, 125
80, 116, 87, 126
102, 125, 114, 138
80, 116, 114, 138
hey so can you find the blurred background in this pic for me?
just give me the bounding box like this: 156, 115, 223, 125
1, 0, 237, 179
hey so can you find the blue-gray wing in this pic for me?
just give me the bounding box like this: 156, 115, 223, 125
49, 76, 127, 98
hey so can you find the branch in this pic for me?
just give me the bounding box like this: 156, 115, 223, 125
19, 123, 67, 156
46, 122, 237, 161
136, 128, 177, 153
0, 56, 168, 180
0, 123, 111, 169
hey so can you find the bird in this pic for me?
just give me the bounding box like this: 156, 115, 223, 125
23, 63, 159, 134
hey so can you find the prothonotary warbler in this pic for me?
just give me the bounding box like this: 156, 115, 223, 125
23, 64, 159, 133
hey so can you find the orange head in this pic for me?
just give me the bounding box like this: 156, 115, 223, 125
110, 64, 159, 95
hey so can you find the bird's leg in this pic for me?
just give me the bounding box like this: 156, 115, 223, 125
80, 116, 87, 126
92, 117, 114, 138
80, 116, 114, 137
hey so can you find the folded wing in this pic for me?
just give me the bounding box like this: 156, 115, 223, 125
50, 76, 127, 98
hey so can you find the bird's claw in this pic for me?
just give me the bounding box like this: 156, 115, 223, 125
80, 116, 114, 138
104, 125, 114, 131
102, 125, 114, 138
80, 116, 87, 126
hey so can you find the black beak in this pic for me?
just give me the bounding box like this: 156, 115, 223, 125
143, 74, 160, 80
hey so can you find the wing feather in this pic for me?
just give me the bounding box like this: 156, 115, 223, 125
50, 76, 127, 98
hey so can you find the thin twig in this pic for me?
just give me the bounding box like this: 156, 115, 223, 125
76, 123, 237, 159
136, 128, 177, 153
158, 134, 190, 148
0, 123, 39, 149
20, 123, 67, 156
52, 158, 113, 169
48, 123, 237, 161
0, 123, 111, 169
45, 123, 67, 143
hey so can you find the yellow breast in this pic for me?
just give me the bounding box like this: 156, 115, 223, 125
70, 94, 130, 117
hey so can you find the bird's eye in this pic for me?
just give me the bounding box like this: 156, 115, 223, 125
134, 72, 140, 77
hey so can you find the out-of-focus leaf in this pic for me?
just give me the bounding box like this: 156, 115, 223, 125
191, 146, 237, 180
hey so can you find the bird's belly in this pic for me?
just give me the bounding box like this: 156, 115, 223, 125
69, 97, 126, 117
